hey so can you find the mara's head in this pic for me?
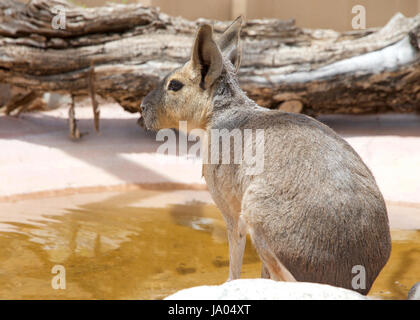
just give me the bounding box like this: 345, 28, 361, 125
140, 16, 243, 132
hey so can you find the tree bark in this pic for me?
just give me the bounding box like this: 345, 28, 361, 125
0, 0, 419, 117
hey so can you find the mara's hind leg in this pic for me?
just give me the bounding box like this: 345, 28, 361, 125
248, 225, 296, 282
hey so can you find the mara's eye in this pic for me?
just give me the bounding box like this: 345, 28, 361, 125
167, 79, 184, 92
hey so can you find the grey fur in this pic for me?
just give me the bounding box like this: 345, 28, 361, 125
140, 18, 392, 295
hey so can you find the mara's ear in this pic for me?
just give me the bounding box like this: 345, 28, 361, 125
217, 16, 242, 73
191, 24, 223, 90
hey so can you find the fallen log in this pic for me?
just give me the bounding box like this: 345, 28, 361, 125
0, 0, 419, 120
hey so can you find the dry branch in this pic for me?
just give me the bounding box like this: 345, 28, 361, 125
68, 93, 80, 139
88, 62, 100, 132
0, 0, 419, 118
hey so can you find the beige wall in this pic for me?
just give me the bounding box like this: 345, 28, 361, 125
152, 0, 232, 20
154, 0, 419, 30
70, 0, 420, 31
244, 0, 419, 30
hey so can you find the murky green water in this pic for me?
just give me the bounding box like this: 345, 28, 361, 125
0, 190, 418, 299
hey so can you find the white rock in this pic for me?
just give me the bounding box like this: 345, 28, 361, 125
408, 282, 420, 300
165, 279, 368, 300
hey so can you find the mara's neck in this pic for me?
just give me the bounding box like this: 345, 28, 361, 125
205, 75, 260, 130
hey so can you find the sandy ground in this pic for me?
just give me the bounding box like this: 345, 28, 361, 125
0, 103, 205, 199
0, 102, 419, 227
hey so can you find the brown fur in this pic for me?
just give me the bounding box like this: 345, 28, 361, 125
140, 17, 392, 294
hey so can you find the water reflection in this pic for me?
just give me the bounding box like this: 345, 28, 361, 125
0, 190, 418, 299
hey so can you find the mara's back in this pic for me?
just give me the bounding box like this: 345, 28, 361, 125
207, 109, 391, 294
